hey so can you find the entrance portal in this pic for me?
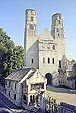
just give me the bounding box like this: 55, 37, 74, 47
45, 73, 52, 85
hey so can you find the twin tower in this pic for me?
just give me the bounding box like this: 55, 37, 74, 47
24, 9, 65, 85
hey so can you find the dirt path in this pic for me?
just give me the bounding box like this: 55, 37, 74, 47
46, 86, 76, 106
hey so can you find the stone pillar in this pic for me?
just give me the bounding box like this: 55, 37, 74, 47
40, 93, 46, 112
17, 83, 22, 106
44, 82, 46, 91
27, 84, 30, 105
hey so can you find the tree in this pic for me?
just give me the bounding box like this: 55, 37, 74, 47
0, 28, 24, 83
12, 46, 24, 69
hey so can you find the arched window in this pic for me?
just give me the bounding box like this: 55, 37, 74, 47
53, 45, 55, 50
43, 58, 45, 63
59, 60, 61, 68
30, 95, 32, 102
32, 59, 33, 63
52, 58, 54, 64
9, 91, 10, 97
59, 15, 61, 20
31, 17, 33, 21
48, 57, 50, 64
59, 20, 60, 24
33, 95, 35, 101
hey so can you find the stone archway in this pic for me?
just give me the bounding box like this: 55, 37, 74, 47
45, 73, 52, 85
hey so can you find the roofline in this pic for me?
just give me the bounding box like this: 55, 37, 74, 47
19, 70, 33, 83
52, 13, 62, 17
26, 9, 36, 13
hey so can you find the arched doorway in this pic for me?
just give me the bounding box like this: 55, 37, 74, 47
45, 73, 52, 85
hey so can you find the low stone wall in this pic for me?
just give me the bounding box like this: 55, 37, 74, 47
60, 102, 76, 113
47, 85, 76, 94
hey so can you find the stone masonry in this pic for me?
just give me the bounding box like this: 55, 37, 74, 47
24, 9, 66, 86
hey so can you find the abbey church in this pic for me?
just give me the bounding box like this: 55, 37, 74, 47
24, 9, 66, 86
24, 9, 76, 88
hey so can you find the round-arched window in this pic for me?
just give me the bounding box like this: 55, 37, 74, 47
53, 45, 55, 50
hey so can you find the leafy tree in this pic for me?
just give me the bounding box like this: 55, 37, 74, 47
12, 46, 24, 69
0, 28, 24, 83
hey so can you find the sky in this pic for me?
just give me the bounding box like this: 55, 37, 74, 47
0, 0, 76, 61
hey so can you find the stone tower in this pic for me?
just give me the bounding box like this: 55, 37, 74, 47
24, 9, 38, 68
51, 13, 65, 69
24, 10, 66, 85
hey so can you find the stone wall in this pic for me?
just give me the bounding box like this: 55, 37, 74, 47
5, 80, 22, 106
60, 102, 76, 113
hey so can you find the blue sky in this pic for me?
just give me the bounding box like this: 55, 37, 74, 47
0, 0, 76, 60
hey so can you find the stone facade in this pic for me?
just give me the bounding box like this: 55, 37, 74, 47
5, 80, 22, 106
24, 9, 76, 87
60, 102, 76, 113
24, 9, 38, 69
24, 9, 66, 86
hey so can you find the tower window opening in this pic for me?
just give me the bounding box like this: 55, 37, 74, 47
58, 33, 59, 36
59, 20, 60, 24
59, 60, 61, 68
31, 17, 33, 21
53, 45, 55, 50
30, 24, 34, 30
52, 58, 54, 64
48, 57, 50, 64
43, 58, 45, 63
32, 59, 33, 63
59, 15, 61, 20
